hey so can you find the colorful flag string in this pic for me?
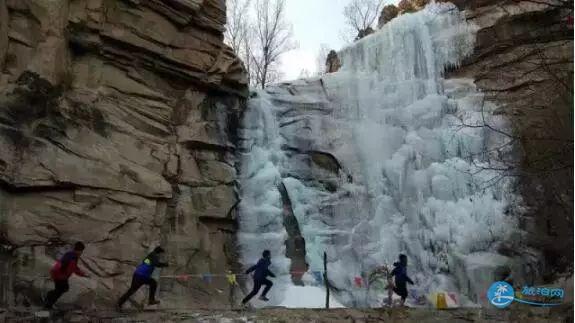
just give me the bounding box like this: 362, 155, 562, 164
312, 271, 323, 285
226, 273, 237, 285
354, 276, 363, 287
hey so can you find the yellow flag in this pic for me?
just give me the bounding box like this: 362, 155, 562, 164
437, 293, 447, 309
226, 274, 237, 285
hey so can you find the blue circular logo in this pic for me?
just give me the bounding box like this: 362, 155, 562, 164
487, 281, 514, 308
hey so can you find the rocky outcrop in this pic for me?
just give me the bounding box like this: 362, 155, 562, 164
0, 0, 247, 309
378, 5, 400, 28
449, 0, 574, 279
355, 27, 375, 41
325, 50, 341, 74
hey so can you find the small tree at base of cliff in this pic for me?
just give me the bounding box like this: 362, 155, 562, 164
252, 0, 297, 89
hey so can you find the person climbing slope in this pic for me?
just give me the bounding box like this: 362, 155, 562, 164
117, 247, 168, 310
44, 242, 90, 309
388, 254, 414, 307
242, 250, 276, 305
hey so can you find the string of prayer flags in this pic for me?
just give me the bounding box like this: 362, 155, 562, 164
354, 276, 363, 287
312, 271, 323, 285
202, 273, 213, 284
176, 274, 190, 282
226, 273, 237, 285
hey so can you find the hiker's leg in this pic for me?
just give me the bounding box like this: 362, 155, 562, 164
397, 287, 407, 306
44, 280, 69, 309
118, 275, 144, 307
146, 278, 158, 303
260, 278, 273, 297
242, 280, 262, 304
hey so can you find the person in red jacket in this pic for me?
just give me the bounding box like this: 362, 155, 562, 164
44, 242, 90, 309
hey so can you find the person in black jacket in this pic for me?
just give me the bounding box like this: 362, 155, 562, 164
389, 254, 414, 306
242, 250, 276, 304
117, 247, 168, 310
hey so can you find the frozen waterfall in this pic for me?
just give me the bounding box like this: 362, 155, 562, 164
237, 3, 520, 307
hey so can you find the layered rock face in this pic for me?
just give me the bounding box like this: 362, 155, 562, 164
0, 0, 247, 309
451, 0, 574, 279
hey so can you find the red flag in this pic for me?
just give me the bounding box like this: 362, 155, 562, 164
354, 276, 363, 287
176, 274, 189, 282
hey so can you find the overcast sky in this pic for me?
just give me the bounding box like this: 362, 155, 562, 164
280, 0, 399, 81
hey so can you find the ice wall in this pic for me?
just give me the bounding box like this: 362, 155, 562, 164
238, 2, 520, 307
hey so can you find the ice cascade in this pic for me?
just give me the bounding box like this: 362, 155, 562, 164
237, 3, 518, 307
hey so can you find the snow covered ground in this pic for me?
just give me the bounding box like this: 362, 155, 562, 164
277, 286, 345, 309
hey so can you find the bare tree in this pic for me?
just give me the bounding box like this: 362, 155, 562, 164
342, 0, 384, 41
315, 44, 330, 76
252, 0, 297, 89
225, 0, 255, 85
454, 42, 574, 274
225, 0, 251, 54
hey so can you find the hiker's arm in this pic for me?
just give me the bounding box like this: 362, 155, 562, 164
74, 266, 88, 277
151, 254, 169, 268
74, 257, 89, 277
245, 264, 257, 274
406, 275, 414, 285
267, 269, 276, 278
157, 261, 169, 268
60, 253, 73, 272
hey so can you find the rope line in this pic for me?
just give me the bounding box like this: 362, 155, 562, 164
0, 270, 314, 279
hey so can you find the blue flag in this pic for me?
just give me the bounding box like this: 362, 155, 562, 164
202, 273, 212, 284
312, 271, 323, 285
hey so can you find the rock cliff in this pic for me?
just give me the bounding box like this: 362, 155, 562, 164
0, 0, 248, 309
451, 0, 573, 280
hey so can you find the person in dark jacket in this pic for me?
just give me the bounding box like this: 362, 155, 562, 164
117, 247, 168, 310
44, 242, 90, 309
389, 254, 414, 306
241, 250, 276, 304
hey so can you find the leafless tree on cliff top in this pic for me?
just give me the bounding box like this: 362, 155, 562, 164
341, 0, 384, 42
225, 0, 255, 85
252, 0, 297, 89
225, 0, 251, 54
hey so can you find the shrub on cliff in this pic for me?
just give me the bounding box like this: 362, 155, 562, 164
378, 5, 399, 28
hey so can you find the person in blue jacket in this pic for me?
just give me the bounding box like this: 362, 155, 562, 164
117, 247, 168, 310
242, 250, 276, 304
389, 254, 414, 306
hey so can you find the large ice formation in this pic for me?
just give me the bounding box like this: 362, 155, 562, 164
237, 3, 519, 307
